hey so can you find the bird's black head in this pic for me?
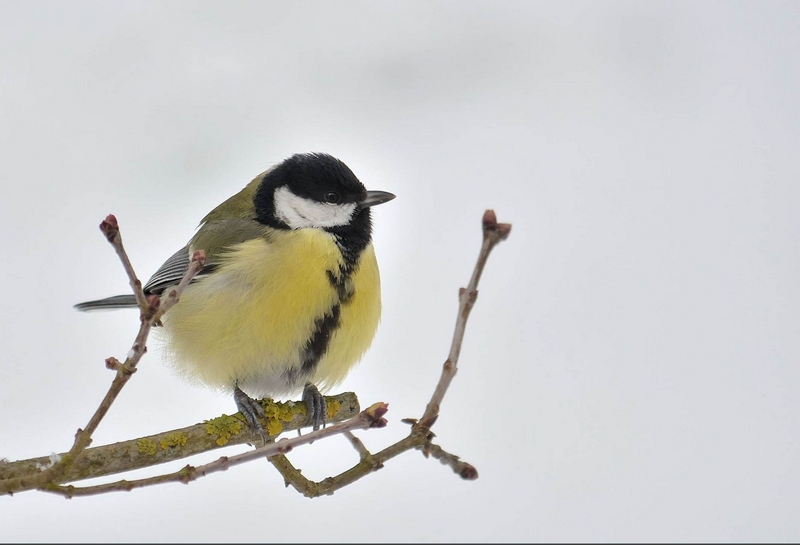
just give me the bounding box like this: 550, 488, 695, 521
253, 153, 395, 258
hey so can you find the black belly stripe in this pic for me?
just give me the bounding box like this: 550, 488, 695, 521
299, 233, 364, 376
301, 304, 342, 374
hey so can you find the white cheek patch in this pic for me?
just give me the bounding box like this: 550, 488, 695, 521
273, 186, 357, 229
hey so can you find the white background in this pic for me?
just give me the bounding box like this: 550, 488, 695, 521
1, 1, 799, 541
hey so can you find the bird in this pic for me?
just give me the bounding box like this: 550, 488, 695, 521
75, 152, 395, 439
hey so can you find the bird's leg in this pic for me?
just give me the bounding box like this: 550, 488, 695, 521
302, 382, 327, 431
233, 384, 267, 445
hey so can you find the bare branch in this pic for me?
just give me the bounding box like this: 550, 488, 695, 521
270, 433, 423, 498
343, 431, 371, 460
0, 392, 360, 493
99, 214, 149, 313
417, 209, 511, 430
425, 442, 479, 480
39, 403, 388, 498
154, 250, 206, 322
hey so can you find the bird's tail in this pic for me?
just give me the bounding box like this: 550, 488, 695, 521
74, 294, 138, 311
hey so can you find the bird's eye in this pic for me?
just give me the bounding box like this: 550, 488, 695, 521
324, 192, 340, 203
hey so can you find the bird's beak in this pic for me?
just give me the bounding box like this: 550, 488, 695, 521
359, 190, 396, 208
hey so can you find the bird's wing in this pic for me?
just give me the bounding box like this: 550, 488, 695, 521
143, 246, 197, 295
144, 218, 272, 295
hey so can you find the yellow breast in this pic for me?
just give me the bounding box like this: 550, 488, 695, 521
160, 229, 381, 397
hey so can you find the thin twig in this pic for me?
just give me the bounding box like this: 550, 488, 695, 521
153, 249, 206, 323
425, 442, 479, 480
270, 433, 419, 498
417, 209, 510, 430
100, 214, 149, 313
343, 431, 371, 460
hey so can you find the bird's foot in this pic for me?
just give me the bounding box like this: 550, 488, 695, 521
302, 382, 327, 431
233, 385, 267, 445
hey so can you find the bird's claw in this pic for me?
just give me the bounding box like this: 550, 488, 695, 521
302, 382, 327, 431
234, 385, 267, 445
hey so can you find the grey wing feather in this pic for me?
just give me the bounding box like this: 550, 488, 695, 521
144, 245, 217, 294
143, 246, 192, 295
74, 294, 138, 311
75, 246, 214, 312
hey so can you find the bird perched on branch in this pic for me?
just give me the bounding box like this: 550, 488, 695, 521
76, 152, 395, 438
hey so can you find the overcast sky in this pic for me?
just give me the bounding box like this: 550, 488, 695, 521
1, 0, 799, 542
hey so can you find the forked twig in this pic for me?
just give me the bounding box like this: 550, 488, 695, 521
0, 215, 204, 496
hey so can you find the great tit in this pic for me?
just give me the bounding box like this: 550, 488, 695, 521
76, 152, 395, 437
